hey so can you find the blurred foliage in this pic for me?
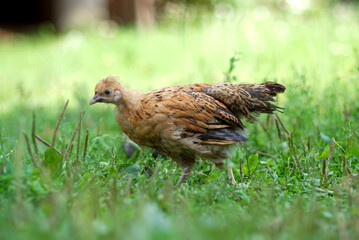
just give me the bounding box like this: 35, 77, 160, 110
157, 0, 359, 13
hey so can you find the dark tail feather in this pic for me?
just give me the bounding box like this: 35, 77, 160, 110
261, 82, 286, 95
201, 82, 286, 123
247, 82, 286, 101
243, 82, 286, 121
199, 128, 248, 142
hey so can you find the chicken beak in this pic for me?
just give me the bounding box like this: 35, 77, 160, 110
89, 95, 103, 105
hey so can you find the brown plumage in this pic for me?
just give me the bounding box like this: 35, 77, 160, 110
90, 76, 286, 186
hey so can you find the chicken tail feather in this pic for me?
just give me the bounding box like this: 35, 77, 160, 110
202, 82, 286, 123
199, 128, 248, 145
243, 82, 286, 121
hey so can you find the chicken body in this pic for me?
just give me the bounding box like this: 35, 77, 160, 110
90, 76, 286, 185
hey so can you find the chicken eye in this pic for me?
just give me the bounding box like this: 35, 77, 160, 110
104, 89, 111, 95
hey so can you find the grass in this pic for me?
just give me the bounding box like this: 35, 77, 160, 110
1, 1, 359, 239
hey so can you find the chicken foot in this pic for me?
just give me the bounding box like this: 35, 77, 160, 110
227, 160, 237, 185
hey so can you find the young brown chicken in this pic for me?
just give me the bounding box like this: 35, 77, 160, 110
90, 76, 286, 186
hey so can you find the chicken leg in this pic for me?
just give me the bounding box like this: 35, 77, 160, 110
227, 160, 237, 185
176, 165, 193, 187
216, 161, 237, 185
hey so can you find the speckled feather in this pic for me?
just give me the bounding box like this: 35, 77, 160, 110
90, 76, 286, 177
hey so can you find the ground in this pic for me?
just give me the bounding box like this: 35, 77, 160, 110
1, 1, 359, 239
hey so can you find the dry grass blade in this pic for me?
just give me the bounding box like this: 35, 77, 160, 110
288, 131, 302, 171
274, 118, 282, 140
0, 162, 5, 175
31, 112, 39, 156
35, 135, 62, 156
52, 99, 69, 147
275, 113, 290, 136
63, 111, 85, 161
301, 139, 307, 157
312, 152, 316, 180
67, 144, 74, 161
83, 128, 89, 160
343, 104, 349, 123
322, 158, 327, 185
23, 133, 39, 168
288, 162, 296, 177
265, 114, 271, 126
289, 131, 297, 155
61, 136, 66, 156
257, 151, 276, 159
258, 118, 270, 136
76, 112, 82, 163
342, 155, 347, 175
341, 155, 352, 176
295, 154, 302, 172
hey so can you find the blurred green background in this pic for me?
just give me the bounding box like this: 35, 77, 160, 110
1, 0, 359, 239
1, 0, 358, 112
